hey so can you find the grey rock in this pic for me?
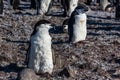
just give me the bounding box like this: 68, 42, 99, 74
19, 68, 39, 80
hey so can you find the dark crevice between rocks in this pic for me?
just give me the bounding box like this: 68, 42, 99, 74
0, 63, 24, 73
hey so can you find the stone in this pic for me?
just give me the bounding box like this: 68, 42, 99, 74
18, 68, 39, 80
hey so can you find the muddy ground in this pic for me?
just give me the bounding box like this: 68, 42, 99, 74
0, 1, 120, 80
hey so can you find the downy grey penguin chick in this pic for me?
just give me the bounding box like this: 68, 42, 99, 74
68, 4, 89, 43
28, 20, 53, 74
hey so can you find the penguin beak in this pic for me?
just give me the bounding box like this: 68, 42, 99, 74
84, 6, 89, 12
48, 24, 53, 29
76, 5, 89, 14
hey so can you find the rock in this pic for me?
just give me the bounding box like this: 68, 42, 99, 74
18, 68, 39, 80
111, 74, 120, 79
10, 72, 18, 80
114, 58, 120, 64
55, 55, 65, 69
58, 66, 76, 78
0, 71, 6, 80
0, 36, 2, 42
58, 67, 70, 78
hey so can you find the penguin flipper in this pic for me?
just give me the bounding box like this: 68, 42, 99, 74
68, 14, 75, 43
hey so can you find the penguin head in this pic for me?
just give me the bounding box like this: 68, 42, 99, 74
35, 20, 52, 29
31, 20, 52, 36
74, 4, 89, 14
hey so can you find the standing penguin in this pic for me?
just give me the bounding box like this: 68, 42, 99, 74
28, 20, 53, 74
0, 0, 3, 16
100, 0, 110, 11
30, 0, 36, 9
30, 0, 40, 15
68, 0, 79, 16
30, 0, 51, 15
68, 4, 89, 43
12, 0, 20, 9
7, 0, 20, 10
39, 0, 52, 15
115, 0, 120, 19
61, 0, 78, 17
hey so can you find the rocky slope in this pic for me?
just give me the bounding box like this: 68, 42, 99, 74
0, 1, 120, 80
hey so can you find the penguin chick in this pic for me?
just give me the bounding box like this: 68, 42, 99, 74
28, 20, 53, 74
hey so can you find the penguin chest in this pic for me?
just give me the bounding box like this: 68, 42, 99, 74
72, 14, 87, 43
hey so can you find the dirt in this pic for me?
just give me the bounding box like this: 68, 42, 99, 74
0, 1, 120, 80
